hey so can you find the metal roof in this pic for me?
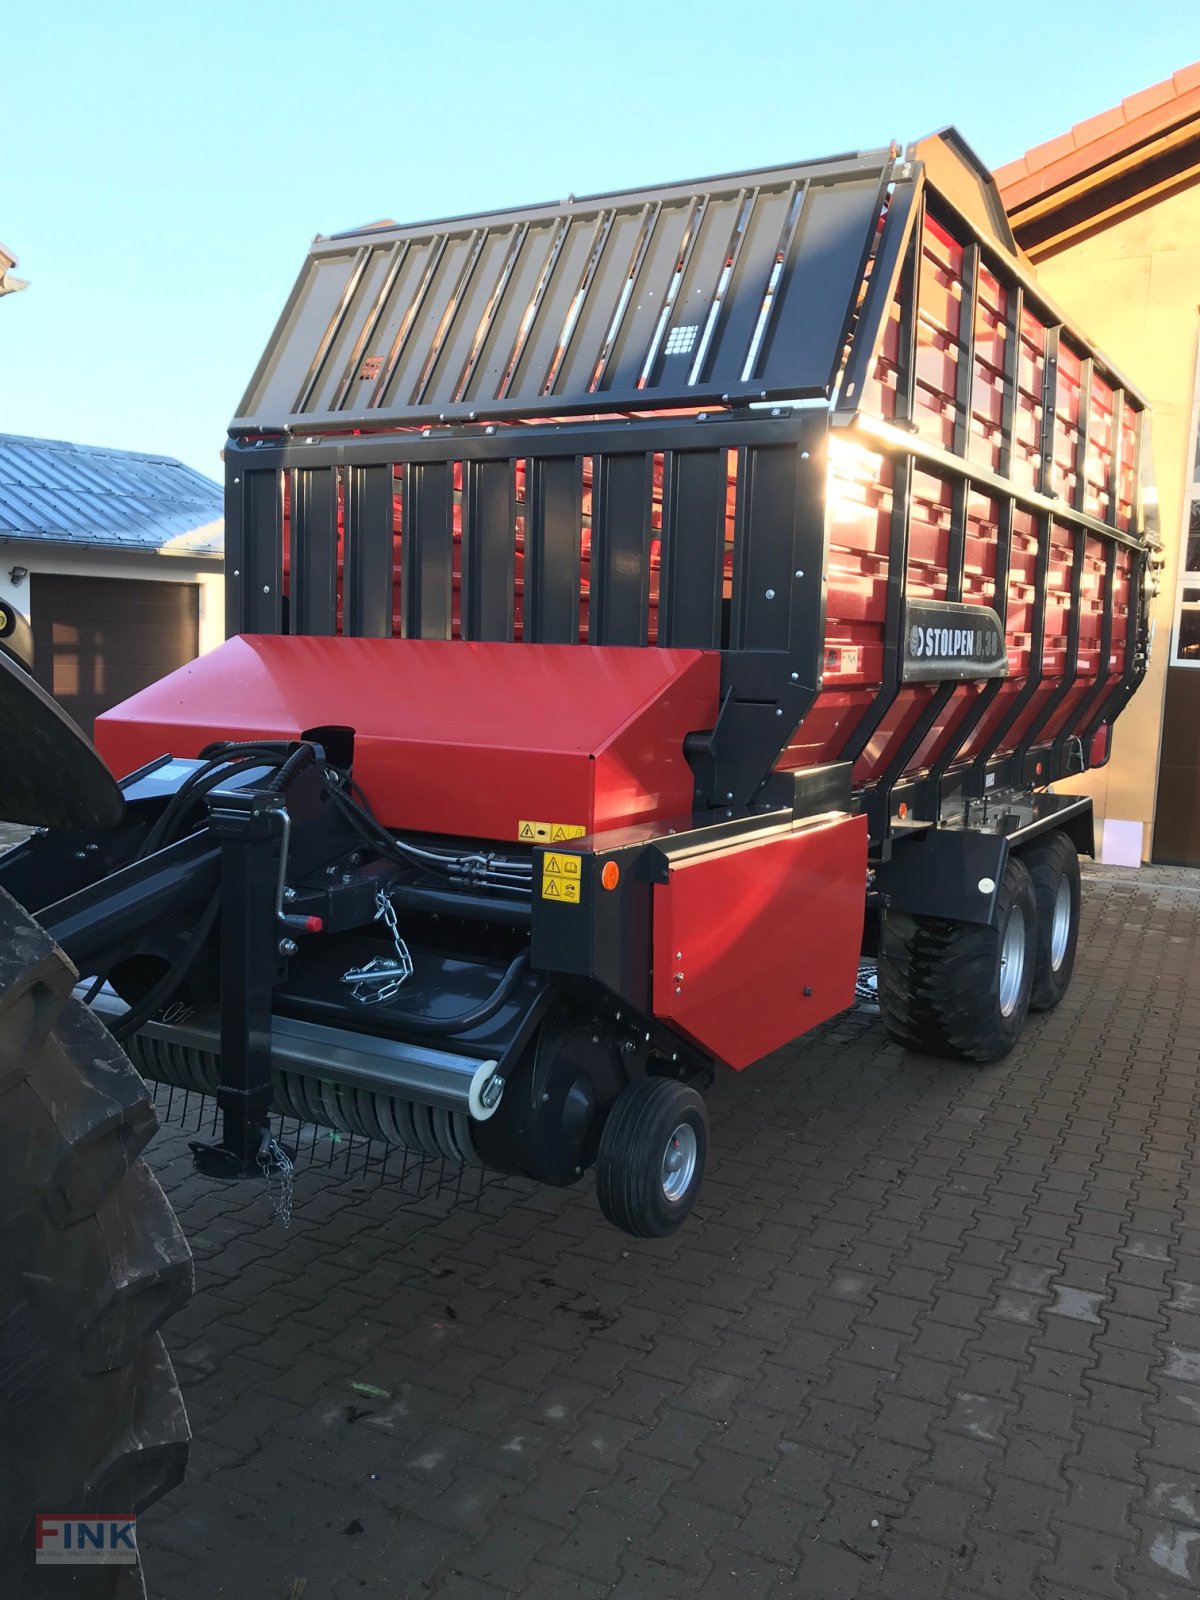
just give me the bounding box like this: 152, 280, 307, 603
0, 434, 223, 557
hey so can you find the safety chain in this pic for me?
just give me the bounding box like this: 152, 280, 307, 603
341, 890, 414, 1005
257, 1128, 295, 1228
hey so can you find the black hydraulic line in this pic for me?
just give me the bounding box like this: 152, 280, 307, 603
384, 880, 533, 928
198, 738, 292, 760
110, 891, 222, 1042
381, 948, 531, 1037
141, 752, 286, 857
325, 781, 533, 890
266, 742, 317, 792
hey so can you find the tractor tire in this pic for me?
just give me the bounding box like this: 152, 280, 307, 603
877, 855, 1037, 1064
0, 887, 192, 1599
1021, 831, 1081, 1012
595, 1077, 708, 1238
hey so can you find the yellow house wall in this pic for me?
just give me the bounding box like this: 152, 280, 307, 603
1029, 179, 1200, 861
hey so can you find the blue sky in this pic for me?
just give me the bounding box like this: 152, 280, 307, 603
3, 1, 1195, 481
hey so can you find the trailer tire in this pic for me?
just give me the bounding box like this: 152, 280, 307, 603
1022, 831, 1081, 1012
595, 1078, 708, 1238
0, 887, 192, 1598
877, 855, 1036, 1063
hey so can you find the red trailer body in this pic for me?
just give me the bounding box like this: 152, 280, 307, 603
25, 129, 1153, 1237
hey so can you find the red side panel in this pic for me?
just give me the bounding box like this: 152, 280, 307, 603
651, 813, 867, 1070
95, 636, 719, 843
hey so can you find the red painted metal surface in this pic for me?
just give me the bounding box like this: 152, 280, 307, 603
94, 636, 719, 843
651, 813, 868, 1070
788, 210, 1136, 790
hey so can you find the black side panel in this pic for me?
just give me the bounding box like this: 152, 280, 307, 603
291, 467, 338, 636
461, 459, 516, 642
526, 457, 583, 644
402, 460, 454, 640
591, 454, 653, 646
344, 464, 393, 637
658, 450, 726, 649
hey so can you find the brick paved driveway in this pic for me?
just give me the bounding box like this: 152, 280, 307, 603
140, 863, 1200, 1599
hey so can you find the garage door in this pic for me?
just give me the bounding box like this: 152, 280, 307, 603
31, 574, 199, 736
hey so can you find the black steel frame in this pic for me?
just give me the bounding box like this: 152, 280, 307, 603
227, 408, 831, 813
225, 143, 1153, 848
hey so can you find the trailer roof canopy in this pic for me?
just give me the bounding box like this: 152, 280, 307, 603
234, 149, 899, 431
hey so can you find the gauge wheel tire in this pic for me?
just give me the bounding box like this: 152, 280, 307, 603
1022, 832, 1082, 1012
595, 1077, 709, 1238
877, 855, 1037, 1064
0, 886, 193, 1599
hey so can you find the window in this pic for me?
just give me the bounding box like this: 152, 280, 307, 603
1171, 347, 1200, 666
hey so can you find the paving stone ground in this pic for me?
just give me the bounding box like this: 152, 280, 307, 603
138, 862, 1200, 1599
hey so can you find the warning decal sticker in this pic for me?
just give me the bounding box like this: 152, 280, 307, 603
518, 820, 587, 843
541, 852, 582, 903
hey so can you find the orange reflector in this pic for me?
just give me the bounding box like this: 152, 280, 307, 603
601, 861, 620, 890
898, 802, 908, 819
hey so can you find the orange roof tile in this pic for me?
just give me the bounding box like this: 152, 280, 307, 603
996, 63, 1200, 211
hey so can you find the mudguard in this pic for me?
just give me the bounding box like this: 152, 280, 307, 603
0, 650, 125, 830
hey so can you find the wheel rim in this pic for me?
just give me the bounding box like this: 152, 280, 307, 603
998, 904, 1026, 1017
1050, 875, 1071, 970
662, 1123, 698, 1203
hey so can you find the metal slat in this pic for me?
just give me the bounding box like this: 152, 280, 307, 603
461, 459, 515, 641
586, 203, 659, 394
729, 444, 799, 652
1074, 357, 1094, 514
223, 468, 245, 635
343, 465, 393, 638
401, 461, 454, 639
1107, 387, 1124, 528
453, 226, 528, 403
836, 174, 923, 409
512, 218, 605, 401
543, 210, 616, 397
525, 457, 583, 643
293, 248, 372, 414
291, 467, 338, 635
590, 453, 653, 645
997, 284, 1023, 482
930, 492, 1017, 795
758, 181, 884, 389
238, 470, 284, 634
496, 218, 573, 400
413, 231, 488, 406
658, 450, 726, 648
698, 184, 794, 392
370, 237, 449, 410
598, 203, 692, 396
839, 203, 923, 766
331, 242, 410, 412
637, 196, 708, 390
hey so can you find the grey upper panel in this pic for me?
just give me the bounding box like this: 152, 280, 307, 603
0, 434, 223, 555
234, 150, 899, 432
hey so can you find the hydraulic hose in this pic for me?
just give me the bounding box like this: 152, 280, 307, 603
110, 889, 222, 1042
380, 948, 531, 1038
266, 742, 317, 793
